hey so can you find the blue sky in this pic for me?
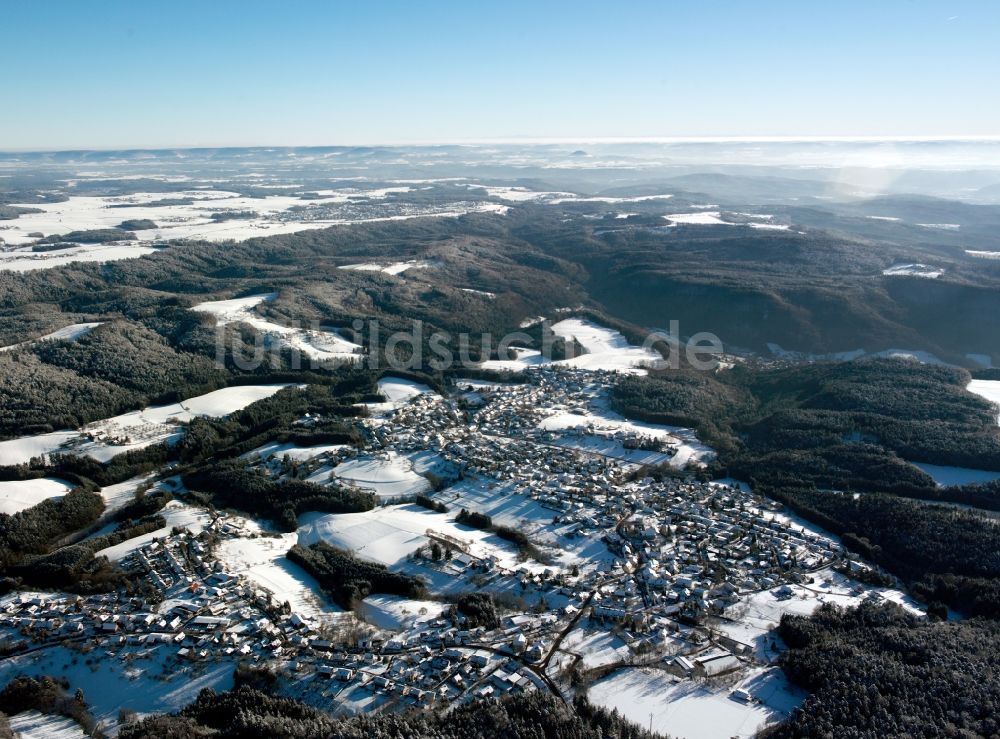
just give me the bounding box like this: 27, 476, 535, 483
3, 0, 998, 149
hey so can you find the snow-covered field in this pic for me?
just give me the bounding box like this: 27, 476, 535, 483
7, 711, 87, 739
968, 379, 1000, 424
0, 478, 72, 515
80, 384, 296, 463
358, 594, 447, 630
0, 644, 237, 732
379, 377, 434, 404
360, 377, 437, 416
98, 474, 158, 517
214, 521, 343, 623
882, 263, 944, 279
0, 431, 79, 468
244, 440, 350, 463
0, 322, 103, 352
662, 212, 789, 230
338, 259, 433, 275
551, 193, 675, 204
538, 404, 714, 468
551, 318, 662, 373
331, 452, 431, 499
0, 190, 508, 272
558, 628, 630, 669
0, 243, 161, 272
481, 318, 662, 375
296, 503, 537, 574
192, 294, 363, 365
588, 666, 803, 739
665, 211, 729, 226
910, 461, 1000, 487
0, 189, 424, 247
0, 384, 293, 466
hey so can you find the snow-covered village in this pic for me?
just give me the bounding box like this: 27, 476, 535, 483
0, 328, 929, 737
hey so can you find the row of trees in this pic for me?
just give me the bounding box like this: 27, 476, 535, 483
287, 542, 426, 609
183, 461, 374, 531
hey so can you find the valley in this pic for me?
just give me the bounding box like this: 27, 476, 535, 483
1, 144, 1000, 738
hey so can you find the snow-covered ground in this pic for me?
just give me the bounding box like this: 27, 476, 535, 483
379, 377, 434, 404
214, 520, 344, 623
358, 594, 447, 630
192, 293, 363, 365
551, 318, 662, 373
538, 402, 714, 468
338, 259, 433, 275
480, 318, 662, 375
661, 212, 789, 230
96, 500, 211, 561
7, 711, 87, 739
882, 263, 944, 279
0, 190, 508, 272
0, 243, 161, 272
331, 452, 431, 500
968, 379, 1000, 424
465, 185, 577, 202
479, 347, 548, 372
243, 440, 350, 463
588, 665, 803, 739
0, 189, 446, 247
910, 461, 1000, 487
0, 384, 293, 466
360, 377, 437, 416
713, 567, 923, 659
558, 628, 630, 669
549, 193, 675, 204
97, 474, 157, 517
0, 644, 237, 733
0, 322, 103, 352
0, 478, 72, 515
664, 211, 730, 226
296, 503, 540, 574
0, 431, 79, 468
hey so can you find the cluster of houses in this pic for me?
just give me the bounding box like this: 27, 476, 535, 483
0, 364, 875, 719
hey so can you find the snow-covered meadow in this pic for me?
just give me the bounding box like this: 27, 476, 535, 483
480, 318, 662, 375
968, 379, 1000, 424
0, 322, 103, 352
338, 259, 434, 275
0, 384, 294, 466
0, 188, 509, 272
214, 520, 344, 622
588, 666, 803, 739
882, 263, 944, 278
296, 503, 542, 575
192, 294, 363, 365
0, 478, 72, 515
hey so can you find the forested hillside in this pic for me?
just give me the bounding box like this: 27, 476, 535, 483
765, 602, 1000, 738
119, 687, 667, 739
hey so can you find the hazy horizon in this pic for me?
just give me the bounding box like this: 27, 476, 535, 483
4, 0, 998, 149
